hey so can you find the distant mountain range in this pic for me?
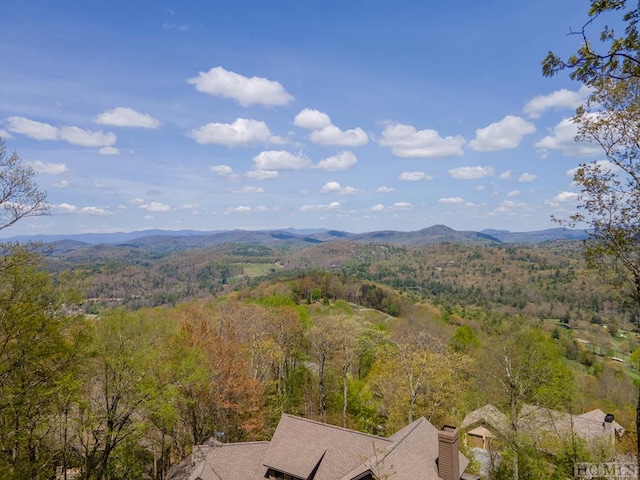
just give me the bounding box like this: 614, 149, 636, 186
2, 225, 589, 255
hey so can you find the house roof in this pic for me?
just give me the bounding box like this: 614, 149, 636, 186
166, 414, 471, 480
460, 404, 625, 449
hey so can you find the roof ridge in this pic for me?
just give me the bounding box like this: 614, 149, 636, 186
281, 413, 393, 442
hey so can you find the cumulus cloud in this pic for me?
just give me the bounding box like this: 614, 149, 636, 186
139, 201, 171, 212
210, 165, 236, 177
0, 129, 13, 139
188, 118, 277, 147
507, 190, 521, 197
252, 150, 310, 170
59, 126, 116, 147
439, 197, 464, 204
95, 107, 160, 128
294, 109, 332, 130
523, 85, 591, 118
310, 125, 368, 147
499, 170, 514, 180
300, 202, 342, 211
566, 159, 620, 178
27, 160, 67, 175
245, 169, 279, 180
535, 118, 601, 157
55, 203, 77, 213
392, 202, 413, 210
518, 172, 537, 182
226, 206, 252, 213
7, 116, 117, 149
399, 171, 432, 181
321, 181, 363, 195
376, 186, 394, 193
315, 151, 357, 171
371, 204, 386, 211
6, 116, 58, 140
448, 166, 495, 180
546, 191, 579, 206
98, 146, 119, 155
469, 115, 535, 152
79, 206, 110, 215
233, 186, 264, 194
187, 66, 293, 106
378, 122, 465, 158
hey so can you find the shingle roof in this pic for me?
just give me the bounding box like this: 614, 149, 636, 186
460, 404, 624, 449
167, 414, 471, 480
263, 414, 394, 480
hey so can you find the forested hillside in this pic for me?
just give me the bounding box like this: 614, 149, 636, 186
3, 238, 637, 479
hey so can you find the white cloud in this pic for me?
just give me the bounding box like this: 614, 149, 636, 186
55, 203, 77, 213
128, 198, 146, 206
210, 165, 236, 177
59, 126, 116, 147
535, 118, 601, 157
253, 150, 310, 170
448, 166, 495, 180
0, 129, 13, 139
439, 197, 464, 204
234, 186, 264, 194
95, 107, 160, 128
6, 116, 58, 140
245, 169, 280, 180
399, 171, 432, 181
294, 108, 332, 130
300, 202, 342, 211
469, 115, 535, 152
7, 116, 116, 149
79, 206, 110, 215
379, 122, 465, 158
320, 181, 362, 195
392, 202, 413, 210
518, 172, 537, 182
493, 200, 530, 214
98, 146, 119, 155
546, 191, 579, 206
315, 151, 357, 171
188, 118, 276, 147
53, 180, 70, 188
226, 206, 252, 213
499, 170, 514, 180
187, 66, 293, 106
371, 204, 385, 211
310, 125, 368, 147
566, 159, 620, 178
523, 85, 591, 119
139, 201, 171, 212
376, 186, 394, 193
507, 190, 521, 197
28, 160, 67, 175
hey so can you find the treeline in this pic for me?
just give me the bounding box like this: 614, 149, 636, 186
47, 240, 632, 332
2, 246, 637, 479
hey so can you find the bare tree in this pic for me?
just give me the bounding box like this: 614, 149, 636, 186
0, 139, 49, 231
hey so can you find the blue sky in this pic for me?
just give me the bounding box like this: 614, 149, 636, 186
0, 0, 610, 236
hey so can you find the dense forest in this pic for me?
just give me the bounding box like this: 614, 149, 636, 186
0, 237, 637, 479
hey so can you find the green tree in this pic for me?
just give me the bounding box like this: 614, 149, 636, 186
0, 245, 86, 479
483, 322, 574, 480
543, 0, 640, 84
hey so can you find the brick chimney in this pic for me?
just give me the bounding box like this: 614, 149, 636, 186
438, 425, 460, 480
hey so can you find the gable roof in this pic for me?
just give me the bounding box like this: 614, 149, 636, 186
460, 404, 624, 449
167, 414, 471, 480
263, 414, 394, 480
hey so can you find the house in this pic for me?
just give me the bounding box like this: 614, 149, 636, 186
166, 413, 479, 480
460, 404, 625, 454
